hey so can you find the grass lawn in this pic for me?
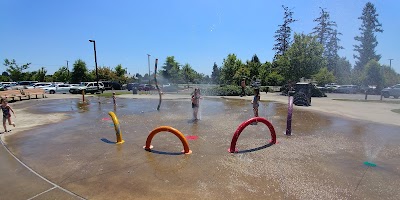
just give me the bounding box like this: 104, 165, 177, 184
95, 91, 132, 97
391, 109, 400, 114
332, 99, 400, 104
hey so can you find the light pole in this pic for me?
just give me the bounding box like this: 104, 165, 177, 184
147, 54, 151, 84
389, 59, 394, 69
89, 40, 99, 91
66, 60, 69, 82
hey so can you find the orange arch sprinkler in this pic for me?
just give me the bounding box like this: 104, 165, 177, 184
229, 117, 276, 153
144, 126, 192, 154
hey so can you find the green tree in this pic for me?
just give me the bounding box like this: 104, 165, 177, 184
354, 2, 383, 71
169, 63, 181, 84
326, 29, 343, 75
161, 56, 180, 82
53, 66, 70, 83
114, 64, 126, 77
34, 67, 47, 82
211, 62, 221, 84
312, 8, 343, 78
363, 59, 383, 91
247, 54, 262, 79
181, 63, 196, 85
220, 54, 239, 85
259, 62, 272, 85
202, 75, 211, 84
312, 67, 336, 86
44, 75, 53, 82
24, 71, 37, 81
382, 65, 399, 87
0, 72, 10, 82
234, 60, 249, 85
273, 5, 297, 59
312, 8, 337, 50
70, 59, 89, 83
93, 66, 117, 81
3, 59, 31, 81
335, 57, 352, 84
266, 71, 285, 86
114, 64, 127, 84
280, 33, 326, 82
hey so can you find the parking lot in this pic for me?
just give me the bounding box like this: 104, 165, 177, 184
324, 93, 400, 101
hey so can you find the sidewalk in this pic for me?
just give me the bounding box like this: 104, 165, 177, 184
0, 139, 83, 200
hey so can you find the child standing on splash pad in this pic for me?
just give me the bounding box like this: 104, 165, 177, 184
1, 98, 16, 133
191, 88, 201, 120
251, 88, 260, 124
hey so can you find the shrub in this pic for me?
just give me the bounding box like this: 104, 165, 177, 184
202, 85, 272, 96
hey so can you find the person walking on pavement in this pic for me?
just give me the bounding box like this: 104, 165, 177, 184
240, 78, 246, 97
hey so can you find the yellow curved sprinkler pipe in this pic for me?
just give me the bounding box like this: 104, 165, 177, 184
108, 111, 124, 144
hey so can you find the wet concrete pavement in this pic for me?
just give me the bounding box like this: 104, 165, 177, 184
1, 96, 400, 199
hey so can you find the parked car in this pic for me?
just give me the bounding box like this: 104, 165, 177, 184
127, 83, 140, 91
381, 84, 400, 99
32, 82, 53, 88
138, 84, 155, 91
335, 85, 359, 94
102, 81, 123, 90
360, 85, 380, 95
43, 84, 73, 94
69, 82, 105, 94
324, 84, 340, 93
18, 81, 38, 86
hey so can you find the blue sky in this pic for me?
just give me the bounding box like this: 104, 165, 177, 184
1, 0, 399, 76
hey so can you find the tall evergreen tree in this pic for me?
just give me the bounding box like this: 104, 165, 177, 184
353, 2, 383, 71
273, 5, 297, 59
211, 62, 221, 84
326, 30, 343, 73
251, 54, 260, 64
312, 8, 336, 49
312, 8, 343, 75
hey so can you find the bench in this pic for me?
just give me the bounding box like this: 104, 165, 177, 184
23, 88, 46, 99
0, 90, 29, 101
0, 91, 16, 101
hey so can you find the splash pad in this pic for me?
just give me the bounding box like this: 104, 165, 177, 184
5, 97, 399, 199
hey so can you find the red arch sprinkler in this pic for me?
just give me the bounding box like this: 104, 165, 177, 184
228, 117, 276, 153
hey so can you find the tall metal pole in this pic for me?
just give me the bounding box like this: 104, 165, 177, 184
389, 59, 394, 69
66, 60, 69, 82
147, 54, 151, 84
89, 40, 99, 91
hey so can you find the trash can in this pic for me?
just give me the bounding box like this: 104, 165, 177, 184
132, 87, 138, 94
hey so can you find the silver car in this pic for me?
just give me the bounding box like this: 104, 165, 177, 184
335, 85, 359, 94
43, 84, 74, 94
381, 84, 400, 99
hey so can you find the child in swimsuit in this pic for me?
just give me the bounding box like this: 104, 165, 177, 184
191, 88, 201, 120
1, 98, 16, 133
